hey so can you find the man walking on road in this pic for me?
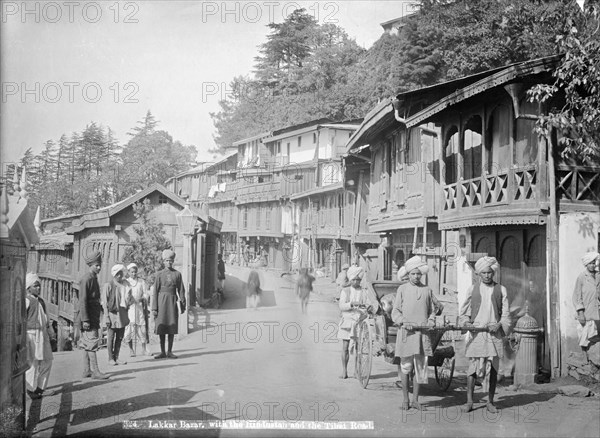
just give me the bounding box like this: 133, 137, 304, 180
460, 256, 510, 413
77, 250, 109, 380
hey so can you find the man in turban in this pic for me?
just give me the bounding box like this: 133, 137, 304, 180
337, 265, 378, 379
392, 256, 439, 410
572, 251, 600, 360
76, 250, 109, 380
25, 273, 56, 399
460, 256, 510, 413
335, 263, 351, 299
102, 264, 134, 365
152, 249, 185, 359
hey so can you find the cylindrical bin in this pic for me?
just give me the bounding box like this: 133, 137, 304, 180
513, 307, 544, 386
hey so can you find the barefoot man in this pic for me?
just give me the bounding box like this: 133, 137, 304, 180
460, 256, 510, 413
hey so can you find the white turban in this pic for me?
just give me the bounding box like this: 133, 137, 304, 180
127, 263, 138, 271
26, 273, 41, 290
475, 256, 499, 274
111, 264, 126, 277
582, 252, 599, 266
162, 249, 176, 260
347, 265, 364, 281
402, 256, 429, 276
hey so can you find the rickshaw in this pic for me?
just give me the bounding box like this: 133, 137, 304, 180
354, 281, 468, 391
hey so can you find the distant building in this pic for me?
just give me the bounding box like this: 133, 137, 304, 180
165, 118, 362, 279
380, 9, 416, 35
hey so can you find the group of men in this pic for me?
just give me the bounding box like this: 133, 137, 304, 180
24, 248, 186, 398
337, 251, 599, 413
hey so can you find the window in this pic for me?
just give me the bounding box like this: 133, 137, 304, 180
463, 116, 482, 180
158, 194, 168, 204
444, 127, 459, 184
515, 99, 539, 167
338, 193, 345, 227
297, 136, 302, 148
487, 104, 511, 173
265, 207, 271, 230
243, 207, 248, 229
313, 132, 317, 143
229, 205, 233, 225
276, 141, 281, 155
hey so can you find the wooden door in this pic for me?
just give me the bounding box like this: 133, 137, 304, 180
525, 231, 548, 369
497, 231, 523, 307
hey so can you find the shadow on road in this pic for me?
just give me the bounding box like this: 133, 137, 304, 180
57, 387, 222, 437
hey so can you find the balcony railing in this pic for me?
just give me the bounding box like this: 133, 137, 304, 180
556, 165, 600, 203
443, 164, 542, 212
235, 181, 281, 203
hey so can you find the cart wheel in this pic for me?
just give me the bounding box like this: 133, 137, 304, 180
356, 321, 372, 389
434, 357, 455, 391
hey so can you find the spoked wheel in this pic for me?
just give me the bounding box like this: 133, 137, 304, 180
356, 321, 372, 389
434, 357, 455, 391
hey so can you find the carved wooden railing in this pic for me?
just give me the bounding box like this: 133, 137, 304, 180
556, 165, 600, 203
484, 170, 509, 204
442, 165, 542, 212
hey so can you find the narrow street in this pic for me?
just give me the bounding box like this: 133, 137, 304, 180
27, 267, 600, 437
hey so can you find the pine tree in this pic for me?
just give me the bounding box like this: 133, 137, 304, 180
122, 199, 172, 284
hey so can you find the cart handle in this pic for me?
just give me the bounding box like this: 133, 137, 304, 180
395, 324, 490, 333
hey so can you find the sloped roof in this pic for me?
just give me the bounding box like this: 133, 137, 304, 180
35, 231, 73, 250
65, 183, 219, 234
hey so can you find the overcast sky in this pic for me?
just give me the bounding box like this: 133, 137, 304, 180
1, 1, 416, 167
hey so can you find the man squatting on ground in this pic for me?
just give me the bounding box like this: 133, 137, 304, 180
25, 273, 56, 399
152, 249, 186, 359
460, 256, 510, 414
77, 250, 109, 380
102, 264, 134, 366
392, 256, 439, 411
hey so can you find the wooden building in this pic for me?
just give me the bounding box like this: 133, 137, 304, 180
345, 55, 600, 376
29, 183, 222, 342
166, 151, 239, 262
165, 119, 362, 277
0, 184, 39, 430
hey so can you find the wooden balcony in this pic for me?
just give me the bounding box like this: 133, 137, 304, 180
438, 163, 549, 229
235, 181, 281, 204
556, 165, 600, 210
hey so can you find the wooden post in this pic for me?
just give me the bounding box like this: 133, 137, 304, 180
546, 133, 561, 378
178, 234, 191, 336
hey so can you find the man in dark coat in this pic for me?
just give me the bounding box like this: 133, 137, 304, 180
77, 250, 109, 379
217, 253, 226, 291
152, 249, 185, 359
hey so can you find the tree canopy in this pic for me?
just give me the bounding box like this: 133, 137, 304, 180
528, 2, 600, 163
210, 1, 583, 150
15, 111, 197, 219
